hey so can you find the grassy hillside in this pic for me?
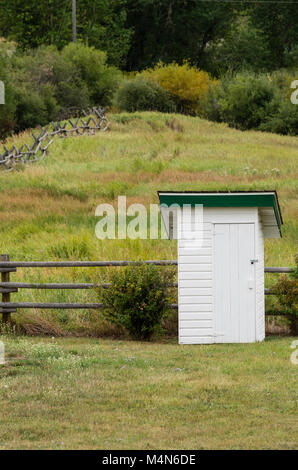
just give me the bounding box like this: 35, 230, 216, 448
0, 112, 297, 334
0, 335, 297, 449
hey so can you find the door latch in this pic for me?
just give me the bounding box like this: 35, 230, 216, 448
250, 259, 259, 265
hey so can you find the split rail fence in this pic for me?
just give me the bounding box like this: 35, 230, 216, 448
0, 254, 292, 324
0, 106, 108, 172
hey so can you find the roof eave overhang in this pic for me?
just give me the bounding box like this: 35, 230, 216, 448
158, 191, 282, 235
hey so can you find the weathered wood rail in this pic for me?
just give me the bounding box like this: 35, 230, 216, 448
0, 254, 293, 323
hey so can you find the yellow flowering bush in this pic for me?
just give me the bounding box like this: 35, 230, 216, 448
142, 62, 214, 115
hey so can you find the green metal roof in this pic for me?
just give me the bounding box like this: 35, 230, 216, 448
158, 191, 283, 231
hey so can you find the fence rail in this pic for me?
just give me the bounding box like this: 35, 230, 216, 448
0, 260, 177, 268
0, 254, 293, 322
0, 282, 282, 295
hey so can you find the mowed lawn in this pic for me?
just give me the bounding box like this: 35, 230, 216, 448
0, 335, 297, 450
0, 112, 297, 334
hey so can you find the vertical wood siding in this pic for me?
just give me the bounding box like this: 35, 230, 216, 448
256, 211, 265, 341
178, 207, 262, 344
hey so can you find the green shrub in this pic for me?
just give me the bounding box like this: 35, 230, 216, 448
60, 43, 121, 107
260, 99, 298, 136
101, 264, 175, 340
4, 43, 121, 133
218, 72, 278, 130
14, 83, 60, 131
39, 84, 60, 122
271, 69, 297, 97
272, 256, 298, 336
115, 77, 177, 113
201, 70, 298, 136
200, 82, 222, 122
0, 51, 16, 138
14, 86, 48, 130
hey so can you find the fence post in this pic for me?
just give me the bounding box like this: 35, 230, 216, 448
0, 254, 15, 324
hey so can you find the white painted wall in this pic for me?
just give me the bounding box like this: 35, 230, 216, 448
256, 210, 265, 341
178, 207, 265, 344
213, 222, 256, 343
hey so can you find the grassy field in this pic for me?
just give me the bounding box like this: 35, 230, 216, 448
0, 335, 297, 450
0, 112, 297, 450
0, 112, 297, 334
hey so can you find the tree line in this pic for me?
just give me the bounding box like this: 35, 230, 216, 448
0, 0, 297, 74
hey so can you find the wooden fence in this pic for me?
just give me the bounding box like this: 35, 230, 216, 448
0, 106, 108, 172
0, 254, 292, 324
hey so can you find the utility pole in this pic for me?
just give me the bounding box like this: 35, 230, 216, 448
72, 0, 77, 43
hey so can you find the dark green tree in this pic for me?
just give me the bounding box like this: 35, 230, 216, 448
247, 0, 298, 69
204, 15, 272, 76
0, 0, 72, 49
124, 0, 237, 70
0, 0, 132, 67
0, 0, 297, 73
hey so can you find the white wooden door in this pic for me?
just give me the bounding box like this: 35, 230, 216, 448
213, 223, 256, 343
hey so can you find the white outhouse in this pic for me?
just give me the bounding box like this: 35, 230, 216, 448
158, 191, 283, 344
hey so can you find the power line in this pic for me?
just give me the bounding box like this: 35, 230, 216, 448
195, 0, 298, 2
207, 1, 298, 2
